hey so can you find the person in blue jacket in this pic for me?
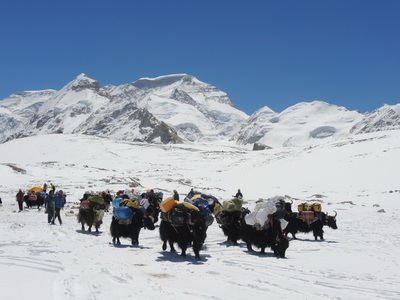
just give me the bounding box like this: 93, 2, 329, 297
45, 190, 56, 224
53, 190, 66, 225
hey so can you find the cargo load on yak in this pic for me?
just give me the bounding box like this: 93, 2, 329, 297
28, 193, 38, 201
161, 202, 199, 226
160, 197, 177, 213
298, 202, 321, 212
184, 195, 215, 226
222, 197, 243, 212
120, 198, 140, 209
113, 206, 135, 224
185, 193, 221, 214
28, 185, 43, 193
80, 200, 94, 210
297, 202, 322, 224
244, 199, 289, 230
112, 198, 144, 224
245, 200, 277, 228
112, 197, 123, 208
88, 194, 105, 205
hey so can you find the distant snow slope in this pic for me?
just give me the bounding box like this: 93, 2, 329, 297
234, 101, 364, 147
351, 103, 400, 134
0, 90, 56, 142
0, 131, 399, 299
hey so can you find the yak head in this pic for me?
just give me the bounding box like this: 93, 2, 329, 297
275, 234, 289, 258
189, 212, 208, 245
325, 211, 338, 229
142, 213, 156, 230
284, 199, 293, 213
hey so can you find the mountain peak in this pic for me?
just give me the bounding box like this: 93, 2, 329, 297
132, 74, 192, 89
66, 73, 100, 92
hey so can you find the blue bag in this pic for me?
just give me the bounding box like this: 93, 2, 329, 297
113, 206, 134, 220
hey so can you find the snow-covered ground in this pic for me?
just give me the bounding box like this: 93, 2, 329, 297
0, 132, 399, 300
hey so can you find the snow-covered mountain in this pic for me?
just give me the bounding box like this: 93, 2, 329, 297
350, 104, 400, 134
0, 90, 56, 143
1, 73, 399, 147
234, 101, 364, 147
1, 73, 247, 144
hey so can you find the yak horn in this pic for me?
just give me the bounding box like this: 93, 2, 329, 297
334, 210, 337, 217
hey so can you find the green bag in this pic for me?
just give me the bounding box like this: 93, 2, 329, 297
88, 195, 105, 205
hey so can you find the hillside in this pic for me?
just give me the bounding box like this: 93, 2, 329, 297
0, 131, 399, 299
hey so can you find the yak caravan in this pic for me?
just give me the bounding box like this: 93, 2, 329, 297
10, 185, 336, 261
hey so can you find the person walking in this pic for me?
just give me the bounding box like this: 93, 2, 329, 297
54, 190, 65, 225
235, 189, 243, 198
45, 190, 56, 224
173, 190, 179, 201
16, 189, 25, 212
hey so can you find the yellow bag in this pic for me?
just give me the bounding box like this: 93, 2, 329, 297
312, 203, 321, 212
120, 198, 140, 209
213, 203, 223, 215
160, 197, 177, 213
178, 201, 200, 211
303, 203, 312, 211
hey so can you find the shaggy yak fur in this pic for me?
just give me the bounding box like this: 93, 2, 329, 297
77, 206, 105, 232
216, 208, 250, 245
159, 210, 208, 261
24, 194, 45, 209
240, 216, 289, 258
110, 209, 155, 246
284, 212, 338, 240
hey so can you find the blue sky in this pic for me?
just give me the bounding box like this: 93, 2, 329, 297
1, 0, 399, 114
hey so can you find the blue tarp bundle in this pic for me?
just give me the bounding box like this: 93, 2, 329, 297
113, 206, 134, 220
112, 198, 122, 208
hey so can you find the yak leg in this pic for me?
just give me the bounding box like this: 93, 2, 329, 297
246, 242, 254, 252
169, 241, 176, 252
131, 236, 139, 246
81, 223, 85, 231
260, 247, 266, 254
112, 237, 121, 245
178, 241, 188, 257
313, 227, 324, 240
131, 228, 140, 246
193, 243, 202, 261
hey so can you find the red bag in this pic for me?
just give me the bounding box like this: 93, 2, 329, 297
80, 200, 93, 210
299, 211, 314, 220
28, 194, 37, 201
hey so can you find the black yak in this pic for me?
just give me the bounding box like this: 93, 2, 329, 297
159, 209, 208, 261
284, 211, 338, 240
25, 193, 45, 210
77, 204, 105, 232
216, 208, 250, 245
241, 215, 289, 258
110, 209, 155, 246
